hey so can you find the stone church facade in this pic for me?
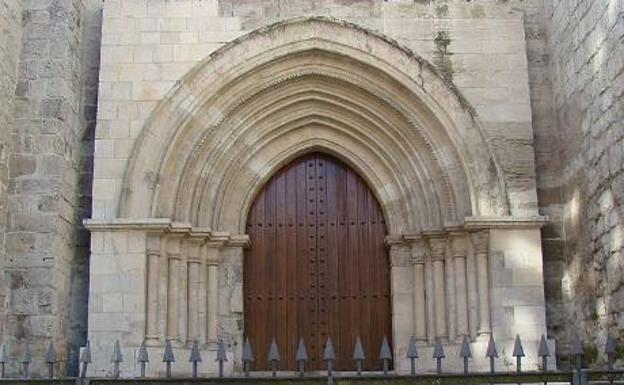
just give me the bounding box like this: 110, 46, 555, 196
0, 0, 622, 378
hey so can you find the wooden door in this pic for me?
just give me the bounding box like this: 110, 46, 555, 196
244, 152, 392, 371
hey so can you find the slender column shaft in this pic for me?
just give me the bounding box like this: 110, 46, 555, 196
178, 251, 188, 342
198, 248, 207, 344
146, 234, 160, 341
454, 256, 468, 336
433, 260, 446, 338
424, 258, 436, 344
167, 257, 179, 339
452, 234, 469, 338
207, 247, 219, 341
444, 240, 456, 341
412, 240, 427, 341
158, 239, 169, 340
472, 231, 491, 334
466, 244, 479, 338
413, 262, 426, 340
188, 261, 200, 342
167, 238, 181, 339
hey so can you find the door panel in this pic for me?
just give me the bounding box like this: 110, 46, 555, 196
244, 153, 392, 371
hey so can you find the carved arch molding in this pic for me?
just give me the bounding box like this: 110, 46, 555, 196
119, 16, 509, 235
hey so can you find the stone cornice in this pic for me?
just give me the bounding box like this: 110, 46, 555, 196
386, 216, 547, 246
463, 216, 548, 230
83, 218, 250, 247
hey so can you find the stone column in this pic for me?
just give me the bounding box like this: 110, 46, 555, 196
178, 240, 189, 343
206, 246, 220, 341
471, 230, 491, 334
444, 238, 456, 342
465, 239, 479, 338
412, 239, 427, 342
198, 244, 208, 344
145, 233, 161, 343
389, 239, 414, 360
428, 236, 447, 339
451, 233, 469, 339
187, 241, 202, 343
167, 237, 181, 340
424, 245, 436, 344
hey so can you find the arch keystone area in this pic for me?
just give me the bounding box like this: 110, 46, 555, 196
120, 15, 508, 236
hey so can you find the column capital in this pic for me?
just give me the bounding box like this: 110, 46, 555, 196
470, 230, 489, 254
411, 238, 427, 264
146, 233, 161, 256
426, 236, 447, 262
450, 232, 468, 257
389, 242, 412, 267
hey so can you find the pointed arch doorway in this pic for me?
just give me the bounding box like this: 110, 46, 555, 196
244, 152, 392, 371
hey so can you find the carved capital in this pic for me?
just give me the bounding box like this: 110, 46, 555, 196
450, 232, 468, 258
185, 239, 203, 263
470, 230, 489, 254
205, 246, 221, 265
389, 243, 412, 267
427, 236, 447, 262
146, 233, 161, 257
411, 238, 427, 264
166, 236, 182, 259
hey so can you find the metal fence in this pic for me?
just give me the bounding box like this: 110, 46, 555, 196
0, 334, 621, 384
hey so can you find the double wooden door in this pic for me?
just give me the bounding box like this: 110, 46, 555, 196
244, 152, 392, 371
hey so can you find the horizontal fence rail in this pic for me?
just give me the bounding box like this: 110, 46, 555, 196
0, 334, 619, 382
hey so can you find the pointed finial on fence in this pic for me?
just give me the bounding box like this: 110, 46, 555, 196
538, 335, 550, 372
379, 336, 392, 376
190, 341, 203, 378
215, 340, 226, 378
406, 336, 419, 376
296, 338, 308, 377
20, 344, 31, 379
460, 336, 471, 375
163, 339, 175, 378
137, 341, 149, 378
605, 335, 616, 371
324, 338, 335, 385
80, 340, 92, 379
353, 337, 365, 376
242, 338, 254, 377
433, 338, 444, 374
573, 336, 584, 371
513, 335, 525, 373
0, 344, 8, 378
486, 334, 498, 373
268, 338, 280, 377
46, 342, 58, 378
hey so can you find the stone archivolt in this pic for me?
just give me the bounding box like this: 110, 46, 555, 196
119, 17, 508, 237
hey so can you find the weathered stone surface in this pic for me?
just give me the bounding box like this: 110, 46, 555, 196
0, 0, 620, 377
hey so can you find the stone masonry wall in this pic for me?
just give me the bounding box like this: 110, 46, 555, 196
4, 0, 101, 376
542, 0, 624, 365
0, 0, 22, 340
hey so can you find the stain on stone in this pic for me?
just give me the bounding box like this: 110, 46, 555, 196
433, 30, 453, 82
